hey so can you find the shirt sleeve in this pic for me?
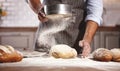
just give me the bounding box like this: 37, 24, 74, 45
85, 0, 103, 25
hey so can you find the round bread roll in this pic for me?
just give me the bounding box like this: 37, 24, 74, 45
111, 48, 120, 62
92, 48, 112, 61
0, 45, 23, 63
49, 44, 77, 59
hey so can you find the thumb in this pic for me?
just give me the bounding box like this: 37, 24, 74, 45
79, 41, 84, 47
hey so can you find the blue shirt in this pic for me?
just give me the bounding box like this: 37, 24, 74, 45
85, 0, 103, 25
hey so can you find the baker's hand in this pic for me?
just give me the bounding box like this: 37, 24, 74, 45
79, 40, 91, 58
38, 5, 48, 23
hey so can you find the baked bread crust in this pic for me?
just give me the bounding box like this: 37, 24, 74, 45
0, 45, 23, 63
93, 48, 112, 61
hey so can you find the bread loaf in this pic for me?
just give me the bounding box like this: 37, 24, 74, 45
92, 48, 112, 61
49, 44, 77, 59
111, 48, 120, 62
0, 45, 23, 63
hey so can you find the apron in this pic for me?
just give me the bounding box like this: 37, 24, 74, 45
34, 0, 87, 54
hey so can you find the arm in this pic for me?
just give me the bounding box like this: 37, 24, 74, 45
28, 0, 42, 14
28, 0, 48, 22
79, 0, 103, 57
83, 20, 98, 44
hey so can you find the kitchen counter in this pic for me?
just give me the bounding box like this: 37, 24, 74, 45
0, 51, 120, 71
0, 26, 120, 71
97, 26, 120, 31
0, 26, 120, 32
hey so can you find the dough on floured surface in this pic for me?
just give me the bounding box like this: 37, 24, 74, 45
49, 44, 77, 59
111, 48, 120, 62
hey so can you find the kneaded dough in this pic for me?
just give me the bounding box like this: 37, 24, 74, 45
92, 48, 113, 61
49, 44, 77, 59
111, 48, 120, 62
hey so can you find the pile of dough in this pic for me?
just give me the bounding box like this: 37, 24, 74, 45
92, 48, 113, 61
0, 45, 23, 63
49, 44, 77, 59
110, 48, 120, 62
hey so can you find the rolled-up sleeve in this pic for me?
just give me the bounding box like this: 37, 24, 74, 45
85, 0, 103, 25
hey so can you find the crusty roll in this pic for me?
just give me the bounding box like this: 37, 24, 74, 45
92, 48, 113, 62
111, 48, 120, 62
49, 44, 77, 59
0, 45, 23, 63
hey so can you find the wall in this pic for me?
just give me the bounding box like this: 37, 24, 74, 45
103, 0, 120, 26
0, 0, 39, 27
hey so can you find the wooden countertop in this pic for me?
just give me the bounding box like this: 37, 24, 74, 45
97, 26, 120, 31
0, 26, 120, 32
0, 27, 37, 32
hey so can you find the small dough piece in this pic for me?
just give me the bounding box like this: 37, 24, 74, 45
111, 48, 120, 62
49, 44, 77, 59
92, 48, 112, 61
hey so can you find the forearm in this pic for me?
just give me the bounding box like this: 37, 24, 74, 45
28, 0, 42, 14
83, 20, 98, 43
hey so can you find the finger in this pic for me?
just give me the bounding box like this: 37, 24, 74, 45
81, 44, 91, 57
38, 15, 48, 23
83, 46, 90, 55
40, 11, 46, 17
81, 47, 88, 57
38, 11, 45, 18
84, 47, 91, 57
79, 41, 84, 47
38, 15, 43, 21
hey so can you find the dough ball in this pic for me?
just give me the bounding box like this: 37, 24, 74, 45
49, 44, 77, 59
111, 48, 120, 62
92, 48, 112, 61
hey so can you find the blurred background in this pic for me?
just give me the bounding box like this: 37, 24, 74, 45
0, 0, 39, 27
0, 0, 120, 51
